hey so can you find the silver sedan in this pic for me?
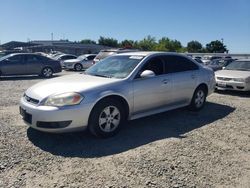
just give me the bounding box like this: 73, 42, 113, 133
20, 52, 215, 137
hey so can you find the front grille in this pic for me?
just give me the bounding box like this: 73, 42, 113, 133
216, 77, 232, 81
24, 94, 39, 105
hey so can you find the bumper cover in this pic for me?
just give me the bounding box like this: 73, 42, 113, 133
20, 97, 93, 133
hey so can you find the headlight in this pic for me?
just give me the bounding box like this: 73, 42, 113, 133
44, 92, 84, 107
232, 78, 245, 82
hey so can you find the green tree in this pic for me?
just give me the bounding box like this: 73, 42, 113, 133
80, 39, 96, 44
155, 37, 183, 52
98, 36, 119, 47
137, 35, 157, 50
187, 40, 203, 52
120, 40, 135, 48
206, 40, 228, 53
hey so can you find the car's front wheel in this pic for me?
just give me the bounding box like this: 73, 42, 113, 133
88, 99, 125, 138
41, 67, 53, 78
74, 63, 82, 71
189, 85, 207, 111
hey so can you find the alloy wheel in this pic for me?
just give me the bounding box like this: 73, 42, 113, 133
43, 68, 53, 77
98, 106, 121, 132
195, 90, 205, 108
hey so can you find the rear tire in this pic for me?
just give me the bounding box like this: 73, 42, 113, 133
189, 86, 207, 111
41, 67, 53, 78
88, 99, 125, 138
74, 63, 83, 71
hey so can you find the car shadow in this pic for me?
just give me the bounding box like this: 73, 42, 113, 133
215, 90, 250, 98
27, 102, 235, 158
0, 75, 60, 81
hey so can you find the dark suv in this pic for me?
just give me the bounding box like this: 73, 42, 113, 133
0, 53, 62, 78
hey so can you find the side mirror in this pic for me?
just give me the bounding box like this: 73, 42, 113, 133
140, 70, 155, 78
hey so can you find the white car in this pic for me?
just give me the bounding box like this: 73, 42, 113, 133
63, 54, 97, 71
215, 59, 250, 91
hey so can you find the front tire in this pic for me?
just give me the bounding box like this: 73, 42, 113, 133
74, 63, 83, 71
41, 67, 53, 78
88, 99, 125, 138
189, 86, 207, 111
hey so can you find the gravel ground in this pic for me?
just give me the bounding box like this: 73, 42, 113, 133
0, 71, 249, 188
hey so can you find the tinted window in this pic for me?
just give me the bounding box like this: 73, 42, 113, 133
140, 57, 164, 76
8, 55, 23, 62
61, 55, 76, 60
26, 55, 41, 62
87, 55, 96, 60
163, 55, 198, 73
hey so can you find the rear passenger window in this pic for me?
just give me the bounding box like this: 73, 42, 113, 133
163, 55, 198, 73
27, 55, 40, 62
87, 56, 95, 60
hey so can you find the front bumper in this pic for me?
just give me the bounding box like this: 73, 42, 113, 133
19, 97, 93, 133
215, 80, 250, 91
63, 64, 74, 69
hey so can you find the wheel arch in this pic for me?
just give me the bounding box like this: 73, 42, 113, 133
88, 94, 130, 124
196, 83, 208, 96
42, 66, 54, 72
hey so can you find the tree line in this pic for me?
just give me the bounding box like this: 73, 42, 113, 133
80, 35, 228, 53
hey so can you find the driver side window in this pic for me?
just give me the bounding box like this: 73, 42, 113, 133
137, 56, 164, 78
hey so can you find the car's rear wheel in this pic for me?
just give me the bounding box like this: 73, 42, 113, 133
88, 99, 125, 138
41, 67, 53, 78
189, 86, 207, 111
74, 63, 82, 71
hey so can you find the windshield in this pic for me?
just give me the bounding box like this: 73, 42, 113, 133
0, 54, 12, 61
225, 61, 250, 71
85, 55, 144, 79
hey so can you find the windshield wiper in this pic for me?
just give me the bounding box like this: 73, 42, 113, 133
92, 74, 113, 78
235, 68, 249, 71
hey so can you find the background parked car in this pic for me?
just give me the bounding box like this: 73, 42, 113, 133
62, 54, 97, 71
0, 53, 61, 78
53, 54, 77, 66
215, 59, 250, 91
206, 58, 234, 71
202, 55, 223, 64
93, 48, 139, 64
193, 57, 204, 64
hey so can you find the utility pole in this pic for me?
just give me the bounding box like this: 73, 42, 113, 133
51, 33, 54, 41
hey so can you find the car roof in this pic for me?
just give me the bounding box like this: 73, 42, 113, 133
7, 53, 42, 56
236, 59, 250, 62
81, 54, 97, 56
115, 51, 180, 57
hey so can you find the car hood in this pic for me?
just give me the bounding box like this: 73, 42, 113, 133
215, 70, 250, 78
63, 59, 81, 63
25, 73, 120, 100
